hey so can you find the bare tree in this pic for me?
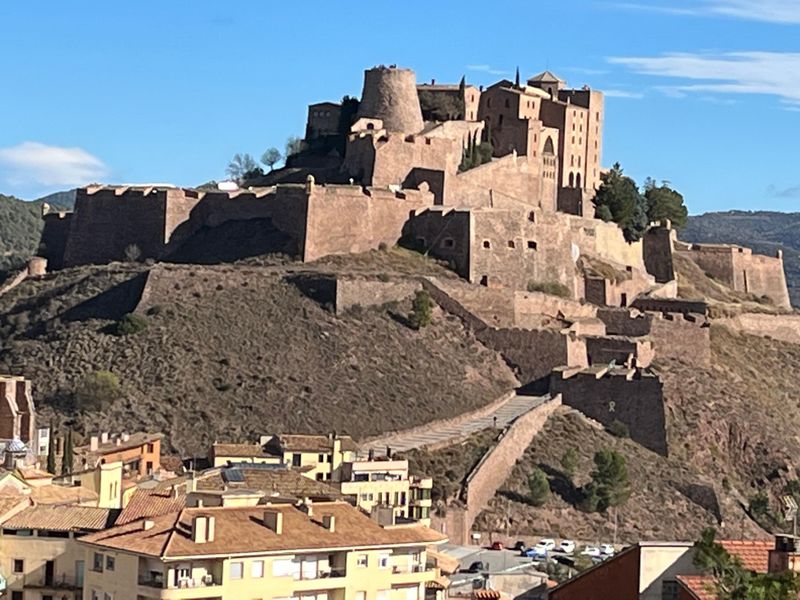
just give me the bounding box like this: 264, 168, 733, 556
261, 148, 282, 171
226, 153, 258, 181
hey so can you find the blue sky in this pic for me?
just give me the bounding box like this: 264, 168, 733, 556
1, 1, 798, 214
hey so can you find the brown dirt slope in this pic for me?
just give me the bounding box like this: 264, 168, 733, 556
0, 254, 516, 456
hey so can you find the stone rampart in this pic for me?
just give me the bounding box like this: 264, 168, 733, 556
585, 335, 654, 368
334, 277, 421, 313
304, 184, 433, 262
423, 279, 583, 389
676, 244, 791, 309
643, 225, 676, 284
649, 313, 711, 367
40, 211, 73, 270
551, 366, 667, 455
715, 313, 800, 345
458, 395, 562, 543
357, 66, 424, 133
596, 308, 653, 337
449, 153, 551, 210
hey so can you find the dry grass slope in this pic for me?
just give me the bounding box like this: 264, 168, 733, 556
0, 256, 516, 456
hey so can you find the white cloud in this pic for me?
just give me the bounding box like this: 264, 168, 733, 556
0, 142, 109, 187
609, 51, 800, 108
604, 89, 645, 99
609, 0, 800, 23
466, 64, 511, 76
707, 0, 800, 24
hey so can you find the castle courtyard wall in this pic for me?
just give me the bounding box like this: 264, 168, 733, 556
551, 367, 668, 455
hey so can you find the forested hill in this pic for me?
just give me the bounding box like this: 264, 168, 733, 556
0, 190, 75, 273
683, 210, 800, 308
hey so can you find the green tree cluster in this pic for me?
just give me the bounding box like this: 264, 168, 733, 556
580, 449, 630, 513
593, 164, 688, 241
694, 528, 800, 598
459, 131, 492, 172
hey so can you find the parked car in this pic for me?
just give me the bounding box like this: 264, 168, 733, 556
600, 544, 615, 555
534, 538, 556, 553
490, 541, 504, 551
521, 547, 546, 558
558, 540, 576, 554
513, 540, 527, 552
581, 546, 601, 557
466, 561, 486, 573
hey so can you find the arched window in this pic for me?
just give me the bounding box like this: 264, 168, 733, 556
543, 137, 555, 155
576, 173, 582, 188
569, 172, 575, 187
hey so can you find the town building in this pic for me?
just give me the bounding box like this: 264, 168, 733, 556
72, 432, 163, 479
210, 437, 433, 525
546, 537, 778, 600
79, 498, 447, 600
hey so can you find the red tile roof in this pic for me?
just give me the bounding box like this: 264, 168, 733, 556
676, 575, 715, 600
82, 501, 446, 558
720, 540, 772, 573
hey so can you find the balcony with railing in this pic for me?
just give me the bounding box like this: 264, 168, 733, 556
137, 562, 223, 600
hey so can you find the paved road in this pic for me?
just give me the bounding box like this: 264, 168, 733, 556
363, 394, 549, 455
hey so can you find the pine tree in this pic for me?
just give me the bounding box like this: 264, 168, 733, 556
528, 468, 551, 506
46, 421, 56, 474
409, 290, 434, 329
61, 429, 74, 476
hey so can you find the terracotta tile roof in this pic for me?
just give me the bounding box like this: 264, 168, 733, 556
83, 501, 447, 558
211, 443, 273, 458
117, 466, 342, 525
473, 591, 501, 600
0, 495, 32, 520
3, 505, 115, 532
720, 540, 772, 573
676, 575, 715, 600
276, 434, 357, 453
75, 432, 162, 462
29, 484, 99, 506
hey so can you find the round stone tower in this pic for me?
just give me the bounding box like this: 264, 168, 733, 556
357, 66, 424, 133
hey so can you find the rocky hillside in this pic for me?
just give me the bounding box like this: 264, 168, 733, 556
0, 251, 517, 455
684, 211, 800, 307
467, 324, 800, 541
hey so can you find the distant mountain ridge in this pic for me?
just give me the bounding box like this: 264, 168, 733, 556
683, 210, 800, 308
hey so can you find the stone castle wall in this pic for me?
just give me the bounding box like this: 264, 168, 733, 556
304, 185, 433, 262
649, 314, 711, 367
642, 226, 675, 283
40, 212, 73, 270
551, 367, 667, 455
715, 313, 800, 345
459, 395, 562, 542
676, 244, 791, 309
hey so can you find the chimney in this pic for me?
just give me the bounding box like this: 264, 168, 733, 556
121, 432, 130, 442
322, 514, 336, 532
264, 510, 283, 534
90, 435, 99, 451
192, 515, 208, 543
386, 446, 392, 459
143, 519, 155, 531
207, 516, 215, 542
115, 438, 122, 446
431, 78, 435, 85
300, 497, 313, 517
100, 432, 109, 444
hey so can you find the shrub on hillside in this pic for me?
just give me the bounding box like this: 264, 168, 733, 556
409, 290, 434, 329
607, 420, 630, 438
527, 280, 570, 298
75, 370, 121, 412
113, 313, 148, 336
528, 467, 551, 506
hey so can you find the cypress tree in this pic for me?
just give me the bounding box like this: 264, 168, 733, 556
515, 66, 521, 88
46, 421, 56, 474
61, 429, 74, 476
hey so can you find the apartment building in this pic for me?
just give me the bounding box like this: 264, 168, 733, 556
0, 503, 116, 600
79, 498, 447, 600
72, 432, 162, 479
338, 457, 433, 526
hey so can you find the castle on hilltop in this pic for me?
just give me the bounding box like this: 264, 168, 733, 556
39, 65, 791, 310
